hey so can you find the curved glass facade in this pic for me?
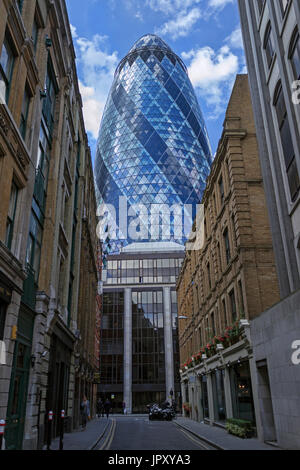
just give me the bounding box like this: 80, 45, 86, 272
95, 34, 212, 251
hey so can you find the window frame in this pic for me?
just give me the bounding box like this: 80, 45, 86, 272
0, 33, 15, 104
263, 22, 275, 70
5, 180, 19, 251
273, 81, 300, 202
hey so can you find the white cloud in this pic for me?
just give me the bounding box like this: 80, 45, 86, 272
146, 0, 201, 15
157, 8, 202, 40
183, 45, 239, 118
208, 0, 234, 9
73, 33, 119, 139
226, 27, 244, 49
70, 24, 78, 39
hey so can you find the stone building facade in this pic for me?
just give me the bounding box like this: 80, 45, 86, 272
238, 0, 300, 449
177, 75, 280, 437
0, 0, 98, 450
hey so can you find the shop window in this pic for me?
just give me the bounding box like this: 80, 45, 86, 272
230, 362, 256, 424
212, 369, 226, 422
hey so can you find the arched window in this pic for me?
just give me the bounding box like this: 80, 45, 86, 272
273, 81, 300, 201
264, 22, 275, 69
289, 28, 300, 80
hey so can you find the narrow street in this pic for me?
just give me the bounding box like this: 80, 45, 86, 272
95, 417, 214, 451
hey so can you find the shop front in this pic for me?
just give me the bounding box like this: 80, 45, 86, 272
44, 322, 74, 443
5, 306, 35, 450
180, 321, 258, 432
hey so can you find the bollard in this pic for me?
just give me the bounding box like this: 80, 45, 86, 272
59, 410, 65, 451
47, 411, 53, 451
0, 420, 5, 451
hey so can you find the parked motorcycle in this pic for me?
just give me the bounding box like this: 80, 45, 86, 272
147, 403, 176, 421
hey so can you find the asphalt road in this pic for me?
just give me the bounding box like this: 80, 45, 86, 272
97, 416, 214, 451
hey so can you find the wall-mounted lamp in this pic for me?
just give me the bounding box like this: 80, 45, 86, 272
45, 35, 52, 49
40, 88, 47, 99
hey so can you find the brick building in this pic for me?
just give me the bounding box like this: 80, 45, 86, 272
177, 75, 280, 434
0, 0, 98, 450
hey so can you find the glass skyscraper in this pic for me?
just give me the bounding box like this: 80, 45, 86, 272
95, 34, 212, 251
96, 35, 212, 413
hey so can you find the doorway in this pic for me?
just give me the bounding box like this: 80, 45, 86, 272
257, 363, 277, 443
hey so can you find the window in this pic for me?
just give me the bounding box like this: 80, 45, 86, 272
218, 176, 225, 206
279, 0, 289, 16
20, 85, 30, 140
274, 82, 300, 201
211, 312, 216, 337
42, 59, 57, 136
213, 193, 217, 218
223, 228, 231, 265
32, 17, 39, 52
222, 298, 227, 326
207, 262, 211, 290
0, 301, 7, 340
290, 30, 300, 80
34, 125, 51, 212
238, 280, 245, 317
17, 0, 24, 13
264, 23, 275, 69
26, 210, 43, 281
229, 289, 237, 322
231, 214, 237, 249
217, 241, 222, 273
5, 181, 18, 250
0, 34, 15, 104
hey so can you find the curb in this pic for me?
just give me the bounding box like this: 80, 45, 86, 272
88, 419, 112, 450
173, 421, 226, 451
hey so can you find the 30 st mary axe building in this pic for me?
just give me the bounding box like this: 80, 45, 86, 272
95, 34, 212, 413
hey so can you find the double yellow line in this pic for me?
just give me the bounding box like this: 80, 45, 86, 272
99, 419, 116, 450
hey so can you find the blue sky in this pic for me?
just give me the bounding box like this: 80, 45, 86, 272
66, 0, 246, 160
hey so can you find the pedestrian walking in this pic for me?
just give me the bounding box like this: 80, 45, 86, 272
96, 398, 103, 418
122, 401, 127, 415
80, 395, 90, 431
104, 398, 111, 419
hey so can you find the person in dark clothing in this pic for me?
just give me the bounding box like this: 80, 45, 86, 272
104, 399, 111, 419
96, 399, 103, 418
80, 395, 90, 430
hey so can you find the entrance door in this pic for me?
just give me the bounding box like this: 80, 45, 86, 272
201, 376, 209, 419
5, 341, 31, 450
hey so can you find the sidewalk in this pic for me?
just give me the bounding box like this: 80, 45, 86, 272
43, 417, 111, 450
174, 417, 279, 451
